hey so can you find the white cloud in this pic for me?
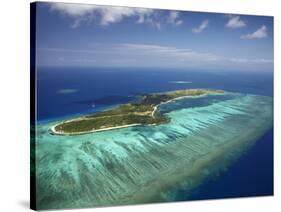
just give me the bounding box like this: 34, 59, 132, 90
38, 47, 101, 54
166, 11, 183, 26
98, 7, 153, 26
57, 89, 78, 94
226, 16, 246, 29
38, 43, 273, 67
229, 58, 273, 64
192, 19, 209, 33
241, 25, 268, 39
58, 57, 65, 62
49, 2, 153, 27
74, 58, 97, 63
49, 3, 185, 29
50, 3, 98, 16
114, 43, 219, 62
136, 13, 162, 30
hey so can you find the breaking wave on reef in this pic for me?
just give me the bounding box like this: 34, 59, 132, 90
35, 92, 273, 209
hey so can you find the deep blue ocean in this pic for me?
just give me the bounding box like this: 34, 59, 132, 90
37, 67, 273, 200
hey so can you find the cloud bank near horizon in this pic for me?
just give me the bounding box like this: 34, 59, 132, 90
38, 43, 273, 70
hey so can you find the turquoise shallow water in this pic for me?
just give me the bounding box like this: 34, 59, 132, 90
35, 92, 273, 209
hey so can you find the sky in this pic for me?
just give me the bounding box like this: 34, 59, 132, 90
35, 2, 273, 71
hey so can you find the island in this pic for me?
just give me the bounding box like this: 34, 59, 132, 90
50, 89, 224, 135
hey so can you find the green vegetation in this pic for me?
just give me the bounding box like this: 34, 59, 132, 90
85, 104, 154, 118
52, 89, 223, 135
55, 114, 167, 133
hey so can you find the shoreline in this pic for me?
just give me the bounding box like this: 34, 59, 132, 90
50, 123, 142, 136
151, 93, 210, 118
49, 92, 221, 135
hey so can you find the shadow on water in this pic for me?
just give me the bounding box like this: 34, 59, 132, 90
73, 95, 143, 108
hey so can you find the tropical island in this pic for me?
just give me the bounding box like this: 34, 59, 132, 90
50, 89, 224, 135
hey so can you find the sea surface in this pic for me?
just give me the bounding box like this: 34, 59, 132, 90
35, 67, 273, 209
